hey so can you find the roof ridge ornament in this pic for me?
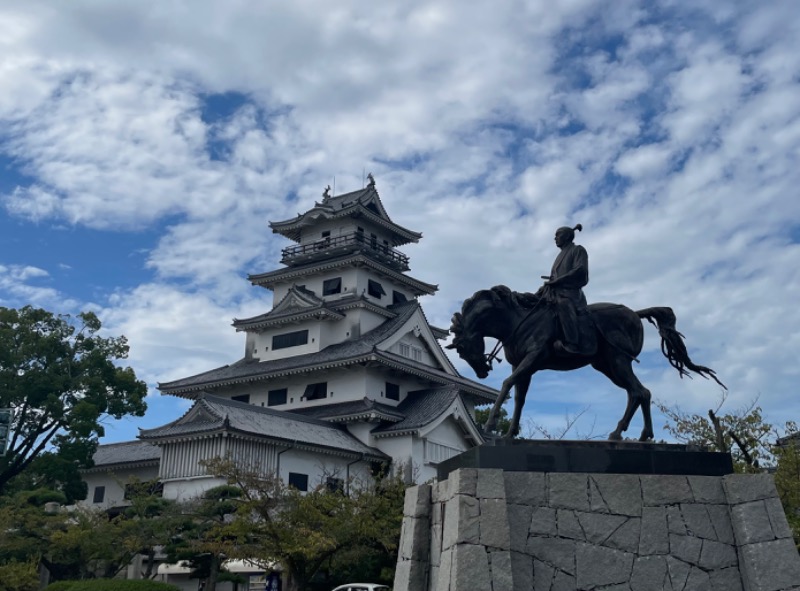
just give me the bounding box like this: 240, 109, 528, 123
366, 172, 375, 189
322, 184, 332, 202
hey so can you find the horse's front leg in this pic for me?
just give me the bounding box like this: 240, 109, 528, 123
506, 373, 532, 439
499, 348, 545, 439
483, 389, 507, 433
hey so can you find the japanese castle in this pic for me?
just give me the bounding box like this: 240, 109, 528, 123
83, 176, 497, 506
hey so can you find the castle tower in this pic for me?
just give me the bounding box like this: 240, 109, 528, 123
129, 177, 497, 498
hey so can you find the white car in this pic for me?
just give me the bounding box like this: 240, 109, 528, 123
331, 585, 390, 591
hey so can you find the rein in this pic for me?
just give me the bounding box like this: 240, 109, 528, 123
484, 292, 547, 367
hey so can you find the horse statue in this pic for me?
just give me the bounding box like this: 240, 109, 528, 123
447, 285, 725, 441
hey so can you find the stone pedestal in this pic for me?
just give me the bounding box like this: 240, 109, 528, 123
394, 445, 800, 591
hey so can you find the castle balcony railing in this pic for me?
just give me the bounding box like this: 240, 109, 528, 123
281, 232, 410, 271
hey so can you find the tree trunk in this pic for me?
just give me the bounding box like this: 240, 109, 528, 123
142, 549, 157, 579
285, 570, 306, 591
206, 558, 220, 591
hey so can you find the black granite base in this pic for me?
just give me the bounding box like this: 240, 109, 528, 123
437, 439, 734, 480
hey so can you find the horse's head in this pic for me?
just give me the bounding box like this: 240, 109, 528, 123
446, 290, 503, 379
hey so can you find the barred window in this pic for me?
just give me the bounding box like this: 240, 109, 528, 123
272, 330, 309, 350
386, 382, 400, 401
323, 277, 342, 295
368, 280, 386, 299
288, 472, 308, 491
268, 388, 288, 406
302, 382, 327, 401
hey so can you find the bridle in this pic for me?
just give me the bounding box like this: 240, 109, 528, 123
483, 290, 548, 368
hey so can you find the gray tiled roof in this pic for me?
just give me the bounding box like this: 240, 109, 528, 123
269, 186, 422, 245
139, 395, 388, 461
372, 386, 466, 435
158, 300, 497, 401
89, 440, 161, 468
247, 253, 438, 295
290, 397, 406, 423
233, 293, 392, 331
158, 301, 418, 393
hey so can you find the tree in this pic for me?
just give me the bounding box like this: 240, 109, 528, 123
164, 484, 245, 591
206, 459, 405, 591
475, 406, 511, 434
774, 422, 800, 548
0, 306, 147, 494
656, 394, 772, 472
114, 491, 182, 580
658, 395, 800, 546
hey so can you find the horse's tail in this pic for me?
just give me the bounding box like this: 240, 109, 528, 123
636, 307, 727, 389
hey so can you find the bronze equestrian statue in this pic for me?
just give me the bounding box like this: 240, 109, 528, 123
448, 225, 725, 441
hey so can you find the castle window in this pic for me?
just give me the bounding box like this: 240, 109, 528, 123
231, 394, 250, 404
92, 486, 105, 504
321, 231, 331, 238
268, 388, 288, 406
272, 330, 309, 350
326, 477, 344, 493
412, 347, 423, 362
386, 382, 400, 401
399, 343, 410, 357
393, 290, 408, 305
368, 280, 386, 299
323, 277, 342, 295
302, 382, 327, 401
288, 472, 308, 492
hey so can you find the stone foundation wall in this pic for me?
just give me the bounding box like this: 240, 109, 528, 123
394, 469, 800, 591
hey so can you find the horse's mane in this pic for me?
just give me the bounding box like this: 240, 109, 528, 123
451, 285, 542, 337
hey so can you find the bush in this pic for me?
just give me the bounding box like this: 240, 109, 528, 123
0, 559, 40, 591
45, 581, 180, 591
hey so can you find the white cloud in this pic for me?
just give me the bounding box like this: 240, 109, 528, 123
1, 0, 799, 441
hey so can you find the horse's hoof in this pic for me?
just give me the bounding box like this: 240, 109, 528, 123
639, 430, 654, 442
608, 431, 623, 441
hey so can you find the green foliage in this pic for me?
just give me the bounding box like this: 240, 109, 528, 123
0, 559, 39, 591
163, 484, 245, 591
656, 395, 772, 472
0, 306, 148, 495
774, 422, 800, 547
44, 580, 179, 591
659, 397, 800, 547
475, 406, 511, 434
205, 458, 406, 591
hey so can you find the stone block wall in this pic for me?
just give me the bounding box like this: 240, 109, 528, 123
394, 469, 800, 591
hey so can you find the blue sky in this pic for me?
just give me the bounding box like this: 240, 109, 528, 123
1, 0, 799, 443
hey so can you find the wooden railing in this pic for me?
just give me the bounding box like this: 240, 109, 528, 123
281, 232, 410, 270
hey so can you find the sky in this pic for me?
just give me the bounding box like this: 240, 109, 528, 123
1, 0, 799, 444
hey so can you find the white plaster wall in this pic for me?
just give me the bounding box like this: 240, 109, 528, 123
212, 366, 383, 411
162, 476, 227, 501
253, 321, 322, 361
345, 422, 379, 446
277, 448, 373, 489
271, 267, 361, 303
424, 419, 468, 452
374, 436, 414, 471
80, 465, 160, 510
298, 219, 349, 244
386, 333, 437, 367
